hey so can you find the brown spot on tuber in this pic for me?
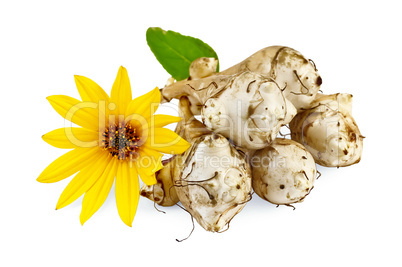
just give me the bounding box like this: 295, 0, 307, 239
351, 133, 357, 142
316, 76, 322, 86
280, 184, 285, 189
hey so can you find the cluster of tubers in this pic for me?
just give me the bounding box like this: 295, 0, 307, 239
141, 46, 364, 233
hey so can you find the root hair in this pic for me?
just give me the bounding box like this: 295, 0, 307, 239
174, 182, 215, 200
217, 223, 230, 233
275, 203, 296, 210
175, 171, 220, 201
316, 170, 322, 180
268, 78, 287, 92
152, 186, 166, 214
301, 170, 310, 181
291, 70, 310, 95
182, 171, 218, 183
308, 59, 318, 71
246, 80, 257, 93
285, 204, 296, 210
175, 203, 195, 242
298, 185, 315, 202
186, 81, 218, 92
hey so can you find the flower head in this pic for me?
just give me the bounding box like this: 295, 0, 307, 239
38, 66, 190, 226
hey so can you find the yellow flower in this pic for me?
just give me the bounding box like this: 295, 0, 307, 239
37, 66, 190, 227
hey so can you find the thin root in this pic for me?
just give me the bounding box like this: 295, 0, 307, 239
246, 80, 257, 93
152, 186, 166, 214
238, 193, 253, 206
216, 194, 253, 234
181, 162, 196, 181
301, 170, 310, 181
174, 182, 214, 201
276, 203, 296, 210
217, 221, 231, 233
182, 171, 218, 184
186, 81, 218, 92
268, 78, 287, 92
175, 171, 219, 201
153, 201, 166, 214
298, 185, 314, 202
175, 203, 195, 242
291, 70, 310, 95
308, 59, 318, 71
285, 204, 296, 210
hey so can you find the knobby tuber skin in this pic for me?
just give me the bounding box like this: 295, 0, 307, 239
144, 46, 363, 234
202, 71, 297, 150
174, 97, 252, 232
141, 98, 252, 233
175, 133, 252, 232
189, 57, 218, 79
218, 46, 322, 111
252, 138, 316, 205
138, 42, 365, 237
161, 46, 322, 113
162, 71, 297, 150
289, 93, 364, 167
161, 73, 233, 115
140, 156, 180, 206
140, 97, 211, 207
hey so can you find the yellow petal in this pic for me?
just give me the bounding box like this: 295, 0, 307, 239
125, 87, 160, 119
115, 161, 139, 227
110, 66, 132, 115
150, 114, 181, 128
47, 95, 99, 130
42, 127, 98, 149
144, 128, 191, 154
136, 147, 163, 176
80, 158, 118, 225
74, 75, 110, 104
136, 166, 157, 186
56, 153, 110, 210
37, 147, 102, 183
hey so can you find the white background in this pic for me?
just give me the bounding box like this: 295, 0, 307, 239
1, 0, 401, 266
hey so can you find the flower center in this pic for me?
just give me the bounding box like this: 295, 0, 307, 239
101, 122, 140, 160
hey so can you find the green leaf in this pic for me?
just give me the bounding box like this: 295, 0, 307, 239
146, 27, 219, 81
